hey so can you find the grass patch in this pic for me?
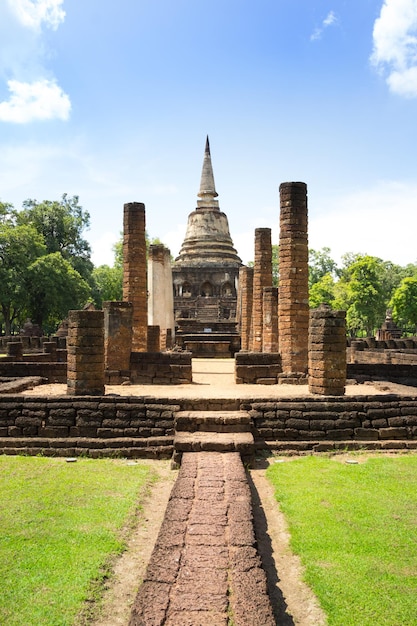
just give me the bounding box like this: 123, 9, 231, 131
0, 455, 158, 626
266, 455, 417, 626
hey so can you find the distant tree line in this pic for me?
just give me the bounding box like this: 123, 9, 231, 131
1, 196, 416, 337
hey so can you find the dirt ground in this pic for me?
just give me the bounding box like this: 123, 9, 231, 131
21, 357, 417, 398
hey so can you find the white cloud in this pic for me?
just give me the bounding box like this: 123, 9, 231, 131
371, 0, 417, 97
0, 79, 71, 123
7, 0, 65, 32
311, 10, 338, 41
309, 180, 417, 266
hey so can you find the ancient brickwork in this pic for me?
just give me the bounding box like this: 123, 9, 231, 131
66, 310, 105, 396
129, 451, 275, 626
309, 305, 346, 395
2, 395, 417, 458
238, 266, 254, 351
251, 228, 272, 352
123, 202, 147, 352
262, 286, 279, 353
130, 352, 192, 384
103, 301, 133, 372
235, 352, 282, 384
279, 182, 309, 375
147, 325, 161, 353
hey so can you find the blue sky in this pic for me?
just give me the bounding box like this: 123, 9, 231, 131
1, 0, 417, 268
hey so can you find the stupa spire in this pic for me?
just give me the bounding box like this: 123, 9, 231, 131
197, 135, 219, 209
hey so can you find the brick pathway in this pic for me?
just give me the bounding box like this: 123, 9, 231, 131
129, 451, 275, 626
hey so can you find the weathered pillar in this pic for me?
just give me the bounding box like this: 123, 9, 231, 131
148, 244, 175, 351
6, 342, 22, 360
123, 202, 147, 352
238, 266, 254, 351
147, 325, 161, 353
251, 228, 272, 352
309, 304, 346, 395
103, 301, 133, 372
67, 310, 104, 396
262, 287, 279, 352
278, 182, 309, 376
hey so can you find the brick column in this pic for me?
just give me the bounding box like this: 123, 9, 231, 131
123, 202, 147, 352
278, 182, 309, 375
238, 266, 254, 351
251, 228, 272, 352
103, 301, 133, 372
147, 325, 161, 352
309, 304, 346, 395
67, 310, 104, 396
262, 287, 279, 352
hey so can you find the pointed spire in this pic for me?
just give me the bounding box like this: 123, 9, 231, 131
197, 135, 219, 209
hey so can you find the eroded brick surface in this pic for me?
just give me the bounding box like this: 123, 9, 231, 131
129, 452, 275, 626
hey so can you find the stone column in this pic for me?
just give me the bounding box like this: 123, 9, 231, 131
309, 304, 346, 395
67, 310, 104, 396
262, 287, 279, 352
148, 244, 175, 350
103, 301, 133, 372
278, 182, 309, 375
123, 202, 147, 352
147, 325, 161, 353
238, 266, 254, 351
251, 228, 272, 352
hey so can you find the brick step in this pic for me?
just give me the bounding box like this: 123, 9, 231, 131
174, 431, 254, 453
258, 439, 417, 453
175, 410, 251, 433
0, 436, 173, 459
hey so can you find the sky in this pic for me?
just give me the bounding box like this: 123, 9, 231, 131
1, 0, 417, 268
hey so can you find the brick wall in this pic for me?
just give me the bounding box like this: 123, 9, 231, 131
1, 394, 417, 457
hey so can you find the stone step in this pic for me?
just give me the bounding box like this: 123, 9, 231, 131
175, 410, 251, 433
174, 431, 254, 454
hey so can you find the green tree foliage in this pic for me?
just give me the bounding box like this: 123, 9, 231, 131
390, 277, 417, 333
309, 247, 339, 288
27, 253, 91, 333
0, 197, 93, 335
0, 223, 46, 335
17, 194, 93, 280
309, 273, 336, 309
335, 255, 387, 336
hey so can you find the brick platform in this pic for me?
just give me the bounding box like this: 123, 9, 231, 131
129, 451, 275, 626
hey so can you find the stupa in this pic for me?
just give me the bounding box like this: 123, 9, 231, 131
172, 137, 242, 356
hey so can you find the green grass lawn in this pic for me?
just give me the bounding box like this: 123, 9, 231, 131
0, 455, 157, 626
266, 454, 417, 626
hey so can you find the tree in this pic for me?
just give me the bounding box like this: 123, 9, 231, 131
26, 252, 91, 333
17, 194, 93, 281
335, 255, 387, 336
390, 277, 417, 333
309, 247, 339, 287
0, 223, 46, 334
309, 273, 336, 309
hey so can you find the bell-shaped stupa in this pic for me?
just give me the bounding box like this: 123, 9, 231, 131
174, 137, 242, 266
172, 138, 242, 355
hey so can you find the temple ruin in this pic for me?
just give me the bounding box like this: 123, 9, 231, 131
172, 137, 242, 357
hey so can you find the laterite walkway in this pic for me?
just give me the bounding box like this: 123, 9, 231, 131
129, 451, 275, 626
